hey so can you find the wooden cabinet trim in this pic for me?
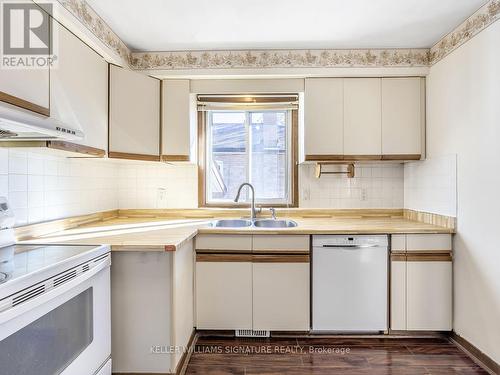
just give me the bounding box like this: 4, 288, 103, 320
406, 249, 452, 254
0, 91, 50, 117
392, 252, 452, 262
196, 252, 310, 263
391, 254, 407, 261
407, 253, 452, 262
305, 154, 422, 162
47, 141, 106, 157
382, 154, 421, 160
305, 154, 344, 161
108, 151, 160, 162
161, 154, 190, 162
196, 253, 252, 262
343, 155, 382, 161
252, 254, 310, 263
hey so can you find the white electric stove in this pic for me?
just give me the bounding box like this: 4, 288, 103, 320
0, 197, 112, 375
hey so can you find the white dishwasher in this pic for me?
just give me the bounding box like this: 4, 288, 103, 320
312, 235, 388, 332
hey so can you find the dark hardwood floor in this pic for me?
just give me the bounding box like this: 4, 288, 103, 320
185, 336, 488, 375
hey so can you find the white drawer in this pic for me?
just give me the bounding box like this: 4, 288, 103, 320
195, 234, 252, 251
391, 235, 406, 252
406, 234, 452, 252
252, 235, 310, 253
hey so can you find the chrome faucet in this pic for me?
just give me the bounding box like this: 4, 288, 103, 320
234, 183, 259, 220
269, 207, 277, 220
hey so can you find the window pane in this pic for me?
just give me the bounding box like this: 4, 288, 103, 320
208, 112, 248, 201
250, 111, 288, 201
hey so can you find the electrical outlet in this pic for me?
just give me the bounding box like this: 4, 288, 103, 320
361, 188, 367, 201
302, 188, 310, 201
157, 188, 167, 208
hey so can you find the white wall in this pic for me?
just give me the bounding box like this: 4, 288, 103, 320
424, 20, 500, 363
300, 163, 403, 209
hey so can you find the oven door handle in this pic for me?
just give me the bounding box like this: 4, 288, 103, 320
0, 256, 110, 325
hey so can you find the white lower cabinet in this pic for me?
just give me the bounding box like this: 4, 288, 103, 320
390, 234, 452, 331
111, 241, 194, 374
252, 261, 310, 331
390, 259, 407, 331
407, 261, 452, 331
195, 235, 311, 332
195, 260, 253, 330
196, 259, 310, 331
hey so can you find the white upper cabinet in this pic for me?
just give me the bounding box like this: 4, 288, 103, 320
382, 78, 424, 158
0, 68, 49, 115
343, 78, 382, 157
0, 8, 50, 116
304, 78, 343, 160
161, 79, 191, 161
50, 23, 108, 153
303, 77, 424, 161
109, 65, 160, 160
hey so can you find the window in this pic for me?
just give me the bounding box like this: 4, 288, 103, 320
198, 95, 298, 206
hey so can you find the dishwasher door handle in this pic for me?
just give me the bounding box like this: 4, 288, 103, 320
321, 244, 379, 249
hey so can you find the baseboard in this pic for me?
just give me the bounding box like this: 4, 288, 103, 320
175, 329, 198, 375
450, 332, 500, 375
196, 329, 449, 339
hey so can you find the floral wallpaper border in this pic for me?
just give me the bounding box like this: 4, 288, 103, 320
56, 0, 132, 65
129, 49, 431, 70
56, 0, 500, 71
429, 0, 500, 64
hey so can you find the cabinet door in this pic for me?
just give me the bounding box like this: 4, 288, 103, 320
109, 65, 160, 160
390, 258, 407, 330
252, 258, 310, 331
161, 80, 191, 161
382, 78, 423, 158
407, 261, 452, 330
195, 257, 252, 329
304, 78, 343, 160
343, 78, 382, 157
51, 24, 108, 153
0, 6, 50, 116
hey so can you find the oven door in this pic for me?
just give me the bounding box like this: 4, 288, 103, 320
0, 255, 111, 375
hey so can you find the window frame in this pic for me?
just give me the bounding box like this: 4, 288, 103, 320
198, 100, 298, 208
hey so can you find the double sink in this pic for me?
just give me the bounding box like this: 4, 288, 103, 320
212, 218, 298, 228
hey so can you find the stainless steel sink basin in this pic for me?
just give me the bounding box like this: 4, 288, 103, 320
253, 219, 298, 228
212, 219, 252, 228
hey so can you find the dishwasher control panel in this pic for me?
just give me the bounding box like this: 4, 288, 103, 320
312, 235, 388, 248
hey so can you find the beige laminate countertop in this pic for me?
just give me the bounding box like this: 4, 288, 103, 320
19, 215, 453, 252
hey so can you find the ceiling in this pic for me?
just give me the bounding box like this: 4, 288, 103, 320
87, 0, 487, 51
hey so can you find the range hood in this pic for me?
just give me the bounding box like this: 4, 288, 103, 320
0, 102, 84, 141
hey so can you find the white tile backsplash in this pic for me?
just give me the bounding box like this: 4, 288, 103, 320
117, 163, 198, 209
0, 150, 120, 226
299, 163, 404, 209
404, 154, 457, 217
1, 148, 458, 226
